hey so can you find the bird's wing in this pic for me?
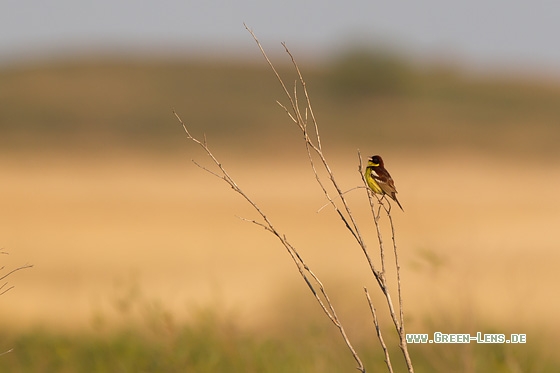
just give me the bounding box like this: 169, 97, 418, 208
372, 169, 398, 195
378, 179, 398, 195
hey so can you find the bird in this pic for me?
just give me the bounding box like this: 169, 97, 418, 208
364, 155, 404, 211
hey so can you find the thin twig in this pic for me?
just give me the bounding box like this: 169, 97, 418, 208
246, 23, 365, 249
178, 24, 414, 373
174, 108, 365, 372
245, 24, 417, 372
358, 151, 387, 276
365, 287, 394, 373
316, 186, 366, 213
358, 151, 414, 372
387, 211, 413, 370
0, 264, 33, 283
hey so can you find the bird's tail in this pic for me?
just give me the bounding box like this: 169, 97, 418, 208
392, 193, 404, 212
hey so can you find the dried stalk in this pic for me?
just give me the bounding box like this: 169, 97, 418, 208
358, 154, 413, 371
365, 287, 393, 373
245, 25, 414, 372
173, 111, 365, 372
0, 255, 33, 296
0, 252, 32, 356
176, 25, 415, 372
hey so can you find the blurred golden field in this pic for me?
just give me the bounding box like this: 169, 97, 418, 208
0, 54, 559, 371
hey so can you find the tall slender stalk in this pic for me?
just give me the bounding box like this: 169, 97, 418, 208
175, 26, 415, 372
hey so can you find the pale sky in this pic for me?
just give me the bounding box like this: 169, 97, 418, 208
2, 0, 560, 72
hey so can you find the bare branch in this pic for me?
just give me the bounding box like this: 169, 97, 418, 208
359, 151, 414, 372
245, 25, 416, 372
0, 284, 14, 296
174, 105, 365, 372
176, 24, 415, 373
365, 287, 394, 373
236, 216, 273, 233
316, 186, 365, 213
0, 264, 33, 283
191, 159, 223, 179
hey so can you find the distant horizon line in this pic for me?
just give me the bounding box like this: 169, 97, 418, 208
1, 40, 560, 81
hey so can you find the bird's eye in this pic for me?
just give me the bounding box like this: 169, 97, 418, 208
372, 156, 379, 163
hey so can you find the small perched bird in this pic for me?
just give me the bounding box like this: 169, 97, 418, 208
365, 155, 404, 211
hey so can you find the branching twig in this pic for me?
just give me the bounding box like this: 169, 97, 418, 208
245, 24, 413, 373
358, 152, 413, 371
176, 25, 415, 373
0, 263, 33, 296
0, 253, 32, 357
316, 186, 365, 213
174, 110, 365, 372
253, 27, 415, 372
246, 24, 366, 248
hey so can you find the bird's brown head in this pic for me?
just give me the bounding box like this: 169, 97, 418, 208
368, 155, 384, 167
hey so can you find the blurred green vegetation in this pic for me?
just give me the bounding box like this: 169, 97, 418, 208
1, 50, 560, 158
0, 310, 556, 372
327, 48, 415, 97
0, 279, 556, 372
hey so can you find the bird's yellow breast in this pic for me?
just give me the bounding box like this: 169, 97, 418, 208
365, 168, 383, 194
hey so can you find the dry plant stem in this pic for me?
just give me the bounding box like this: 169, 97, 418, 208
251, 28, 382, 281
365, 287, 394, 373
246, 24, 365, 248
173, 111, 365, 373
387, 211, 413, 370
246, 27, 383, 305
245, 24, 416, 372
358, 151, 388, 276
0, 257, 32, 356
358, 154, 414, 372
316, 186, 365, 213
0, 264, 33, 296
